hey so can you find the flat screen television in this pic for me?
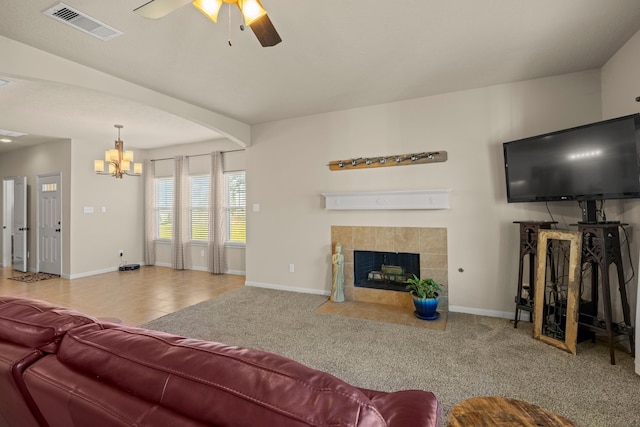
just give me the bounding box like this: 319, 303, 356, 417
503, 114, 640, 223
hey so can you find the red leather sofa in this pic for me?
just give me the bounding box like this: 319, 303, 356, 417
0, 297, 440, 427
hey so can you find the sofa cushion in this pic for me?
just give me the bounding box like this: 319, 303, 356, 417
0, 297, 96, 353
23, 355, 210, 427
57, 323, 389, 427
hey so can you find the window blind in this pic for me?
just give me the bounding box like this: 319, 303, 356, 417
226, 171, 246, 244
155, 177, 174, 240
190, 175, 209, 241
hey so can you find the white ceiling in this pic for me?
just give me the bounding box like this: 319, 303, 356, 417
1, 0, 640, 152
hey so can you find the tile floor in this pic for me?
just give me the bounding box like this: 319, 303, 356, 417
0, 266, 244, 325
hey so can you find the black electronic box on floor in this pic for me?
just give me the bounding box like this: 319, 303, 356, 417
119, 264, 140, 271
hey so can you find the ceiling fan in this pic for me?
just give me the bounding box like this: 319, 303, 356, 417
134, 0, 281, 47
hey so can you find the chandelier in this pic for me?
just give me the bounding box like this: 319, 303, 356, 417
94, 125, 142, 179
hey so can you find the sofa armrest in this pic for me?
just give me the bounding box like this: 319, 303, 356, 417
360, 388, 441, 427
0, 297, 96, 352
0, 343, 43, 427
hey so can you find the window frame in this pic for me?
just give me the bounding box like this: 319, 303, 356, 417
153, 171, 246, 247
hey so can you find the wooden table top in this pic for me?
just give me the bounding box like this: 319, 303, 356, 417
448, 396, 578, 427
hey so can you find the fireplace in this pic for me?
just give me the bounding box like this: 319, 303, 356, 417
354, 250, 420, 292
330, 225, 448, 310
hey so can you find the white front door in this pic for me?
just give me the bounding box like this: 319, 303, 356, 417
38, 174, 62, 275
13, 176, 28, 272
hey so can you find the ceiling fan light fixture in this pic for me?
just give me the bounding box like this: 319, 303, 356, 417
192, 0, 223, 22
134, 0, 280, 47
238, 0, 267, 25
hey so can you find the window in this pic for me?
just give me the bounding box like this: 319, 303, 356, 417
226, 171, 246, 244
155, 177, 174, 240
154, 171, 246, 244
190, 175, 209, 241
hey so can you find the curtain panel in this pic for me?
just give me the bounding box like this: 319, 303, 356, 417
143, 159, 156, 266
172, 156, 191, 270
208, 151, 226, 274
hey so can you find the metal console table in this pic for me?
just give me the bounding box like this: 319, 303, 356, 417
574, 223, 635, 365
513, 221, 557, 328
513, 221, 635, 364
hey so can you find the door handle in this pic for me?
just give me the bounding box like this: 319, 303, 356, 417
55, 229, 61, 232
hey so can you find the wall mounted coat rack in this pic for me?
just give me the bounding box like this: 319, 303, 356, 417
328, 151, 447, 171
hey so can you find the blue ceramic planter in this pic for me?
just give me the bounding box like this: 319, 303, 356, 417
412, 294, 439, 320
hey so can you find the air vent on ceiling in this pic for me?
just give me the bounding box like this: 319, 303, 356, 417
43, 3, 122, 41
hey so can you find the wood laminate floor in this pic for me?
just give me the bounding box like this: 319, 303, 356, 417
0, 266, 245, 325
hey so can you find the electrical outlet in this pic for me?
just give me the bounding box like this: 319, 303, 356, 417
289, 263, 295, 273
119, 250, 123, 257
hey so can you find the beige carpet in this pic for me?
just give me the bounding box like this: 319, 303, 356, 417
8, 272, 60, 283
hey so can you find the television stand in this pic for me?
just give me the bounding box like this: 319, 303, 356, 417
512, 221, 557, 328
577, 199, 618, 224
574, 223, 634, 365
577, 221, 621, 225
511, 221, 635, 364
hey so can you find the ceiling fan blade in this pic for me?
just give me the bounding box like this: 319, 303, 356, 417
249, 14, 282, 47
134, 0, 193, 19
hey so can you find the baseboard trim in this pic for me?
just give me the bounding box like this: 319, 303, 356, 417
226, 269, 246, 276
69, 266, 119, 280
449, 305, 526, 321
69, 262, 146, 280
149, 263, 245, 275
242, 287, 522, 318
245, 281, 331, 296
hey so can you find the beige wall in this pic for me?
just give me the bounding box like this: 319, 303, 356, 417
246, 70, 602, 316
0, 139, 72, 274
601, 27, 640, 374
69, 138, 144, 277
146, 139, 246, 274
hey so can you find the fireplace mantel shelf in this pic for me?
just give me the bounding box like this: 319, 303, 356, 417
321, 189, 451, 210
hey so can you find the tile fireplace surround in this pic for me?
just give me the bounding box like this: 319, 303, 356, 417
331, 226, 448, 311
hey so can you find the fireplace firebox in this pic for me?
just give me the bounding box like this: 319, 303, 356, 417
354, 250, 420, 292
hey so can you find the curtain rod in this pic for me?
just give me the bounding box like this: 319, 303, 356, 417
150, 148, 245, 162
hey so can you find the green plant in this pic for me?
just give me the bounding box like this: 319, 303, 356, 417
405, 275, 442, 299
